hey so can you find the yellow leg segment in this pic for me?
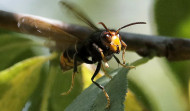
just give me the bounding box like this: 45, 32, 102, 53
119, 63, 135, 69
99, 49, 109, 68
121, 40, 127, 64
102, 88, 110, 109
61, 72, 76, 95
122, 46, 126, 64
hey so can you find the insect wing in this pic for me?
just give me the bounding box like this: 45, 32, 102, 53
59, 1, 99, 31
18, 16, 79, 51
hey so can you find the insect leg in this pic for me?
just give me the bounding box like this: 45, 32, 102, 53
91, 61, 110, 108
93, 43, 109, 68
113, 54, 135, 69
121, 40, 127, 64
101, 62, 112, 79
61, 53, 78, 95
74, 41, 78, 53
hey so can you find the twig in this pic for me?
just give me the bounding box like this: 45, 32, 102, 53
0, 10, 190, 61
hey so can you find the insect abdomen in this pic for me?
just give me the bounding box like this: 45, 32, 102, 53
60, 51, 82, 71
60, 52, 74, 71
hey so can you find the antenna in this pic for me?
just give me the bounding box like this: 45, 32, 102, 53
116, 22, 146, 34
98, 22, 111, 33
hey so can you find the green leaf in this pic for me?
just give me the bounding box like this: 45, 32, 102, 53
27, 64, 49, 111
39, 64, 58, 111
65, 67, 129, 111
0, 33, 39, 70
49, 66, 83, 111
128, 58, 189, 111
154, 0, 190, 38
0, 54, 55, 111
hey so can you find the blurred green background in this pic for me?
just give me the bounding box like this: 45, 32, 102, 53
0, 0, 189, 111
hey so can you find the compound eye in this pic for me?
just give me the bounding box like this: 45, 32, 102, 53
105, 34, 112, 42
117, 34, 121, 39
101, 32, 112, 43
106, 34, 110, 38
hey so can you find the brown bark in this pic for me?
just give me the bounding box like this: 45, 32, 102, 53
0, 10, 190, 61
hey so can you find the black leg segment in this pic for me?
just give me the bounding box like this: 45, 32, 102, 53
73, 53, 78, 73
91, 61, 110, 108
91, 61, 103, 89
113, 54, 121, 64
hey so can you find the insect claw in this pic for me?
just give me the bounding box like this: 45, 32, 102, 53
129, 65, 136, 69
61, 86, 72, 95
60, 92, 68, 96
102, 88, 110, 109
120, 63, 135, 69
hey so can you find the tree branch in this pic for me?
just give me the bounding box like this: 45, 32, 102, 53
0, 10, 190, 61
